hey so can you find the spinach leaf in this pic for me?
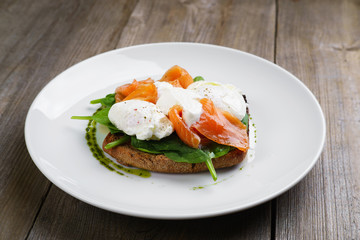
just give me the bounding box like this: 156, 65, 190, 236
91, 108, 121, 134
131, 134, 218, 180
104, 135, 130, 149
131, 134, 237, 180
241, 113, 249, 131
193, 76, 204, 82
204, 157, 217, 181
72, 107, 121, 134
163, 151, 210, 164
131, 134, 210, 163
90, 93, 116, 107
101, 93, 116, 107
203, 142, 231, 158
91, 107, 111, 124
71, 116, 92, 120
134, 147, 163, 154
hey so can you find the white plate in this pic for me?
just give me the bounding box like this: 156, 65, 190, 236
25, 43, 326, 219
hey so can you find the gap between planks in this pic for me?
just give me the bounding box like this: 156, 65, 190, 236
271, 0, 279, 239
22, 1, 141, 238
24, 184, 53, 240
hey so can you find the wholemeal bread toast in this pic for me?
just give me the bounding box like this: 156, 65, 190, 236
102, 96, 249, 174
102, 133, 248, 173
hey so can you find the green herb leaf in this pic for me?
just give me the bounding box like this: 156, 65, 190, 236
131, 134, 219, 180
205, 158, 217, 181
104, 135, 130, 149
131, 134, 210, 163
90, 99, 102, 104
163, 150, 210, 164
241, 113, 249, 131
108, 126, 121, 134
90, 93, 116, 107
134, 147, 163, 154
203, 142, 231, 158
101, 93, 116, 107
71, 107, 122, 134
91, 108, 112, 125
193, 76, 205, 82
75, 93, 118, 132
71, 116, 93, 120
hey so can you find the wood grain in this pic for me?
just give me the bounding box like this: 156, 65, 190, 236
116, 0, 275, 61
4, 0, 358, 239
25, 0, 276, 239
28, 186, 271, 240
275, 0, 360, 239
0, 0, 138, 239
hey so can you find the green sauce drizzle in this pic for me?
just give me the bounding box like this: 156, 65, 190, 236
85, 114, 151, 178
191, 176, 231, 190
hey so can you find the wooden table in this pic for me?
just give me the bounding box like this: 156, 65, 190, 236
1, 0, 359, 239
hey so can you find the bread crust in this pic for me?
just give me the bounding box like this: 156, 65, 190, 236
103, 95, 249, 173
102, 133, 247, 173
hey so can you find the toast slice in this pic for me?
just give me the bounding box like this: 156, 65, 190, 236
103, 95, 249, 174
102, 133, 248, 173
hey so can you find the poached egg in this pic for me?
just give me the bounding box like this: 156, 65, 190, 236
108, 100, 173, 140
108, 80, 247, 141
155, 82, 203, 127
187, 81, 247, 121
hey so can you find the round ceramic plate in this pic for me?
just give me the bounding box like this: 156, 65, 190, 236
25, 43, 326, 219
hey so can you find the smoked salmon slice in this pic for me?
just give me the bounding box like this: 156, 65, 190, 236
115, 78, 157, 103
160, 65, 194, 88
122, 81, 158, 104
168, 99, 248, 151
115, 78, 154, 102
167, 79, 183, 88
193, 98, 249, 152
168, 105, 201, 148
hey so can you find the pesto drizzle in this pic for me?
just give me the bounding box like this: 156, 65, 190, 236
85, 110, 150, 178
191, 177, 230, 190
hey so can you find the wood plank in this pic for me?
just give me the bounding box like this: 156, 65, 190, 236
28, 186, 271, 240
116, 0, 276, 61
28, 0, 276, 239
275, 0, 360, 238
0, 0, 138, 239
